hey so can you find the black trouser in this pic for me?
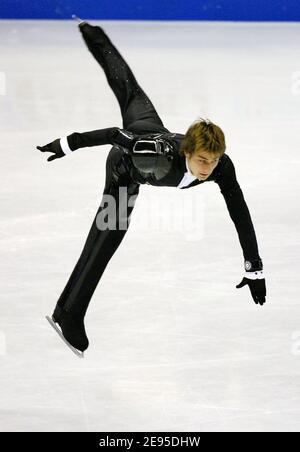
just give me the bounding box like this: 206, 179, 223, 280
55, 23, 169, 319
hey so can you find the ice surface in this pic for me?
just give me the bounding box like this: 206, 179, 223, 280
0, 19, 300, 432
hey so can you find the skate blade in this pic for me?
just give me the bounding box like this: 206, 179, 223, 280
71, 15, 86, 25
45, 316, 84, 358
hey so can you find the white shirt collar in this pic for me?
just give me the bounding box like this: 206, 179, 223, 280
185, 158, 194, 176
177, 158, 197, 189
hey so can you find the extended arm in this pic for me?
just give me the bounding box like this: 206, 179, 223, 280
215, 155, 266, 304
37, 128, 173, 178
37, 127, 120, 161
217, 157, 261, 264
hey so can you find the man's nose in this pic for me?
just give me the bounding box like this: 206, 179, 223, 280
205, 162, 215, 171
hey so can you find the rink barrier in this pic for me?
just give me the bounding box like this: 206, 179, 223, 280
1, 0, 300, 21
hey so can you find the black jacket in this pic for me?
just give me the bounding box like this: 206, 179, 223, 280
65, 127, 262, 265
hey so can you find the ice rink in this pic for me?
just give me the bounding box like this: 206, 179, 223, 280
0, 19, 300, 432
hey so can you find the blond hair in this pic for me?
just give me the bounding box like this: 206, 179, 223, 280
179, 118, 226, 156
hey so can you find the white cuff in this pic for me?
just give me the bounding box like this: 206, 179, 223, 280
245, 270, 264, 280
60, 137, 73, 155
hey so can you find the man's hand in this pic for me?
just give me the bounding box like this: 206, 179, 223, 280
36, 139, 65, 162
236, 277, 266, 305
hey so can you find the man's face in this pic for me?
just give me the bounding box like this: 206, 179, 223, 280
185, 149, 222, 180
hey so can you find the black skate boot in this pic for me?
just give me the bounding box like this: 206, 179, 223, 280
46, 305, 89, 358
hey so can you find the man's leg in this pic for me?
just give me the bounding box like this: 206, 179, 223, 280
52, 147, 140, 350
79, 22, 165, 130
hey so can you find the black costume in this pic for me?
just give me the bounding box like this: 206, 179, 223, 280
38, 23, 266, 353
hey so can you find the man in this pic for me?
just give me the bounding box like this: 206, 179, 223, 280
38, 20, 266, 357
